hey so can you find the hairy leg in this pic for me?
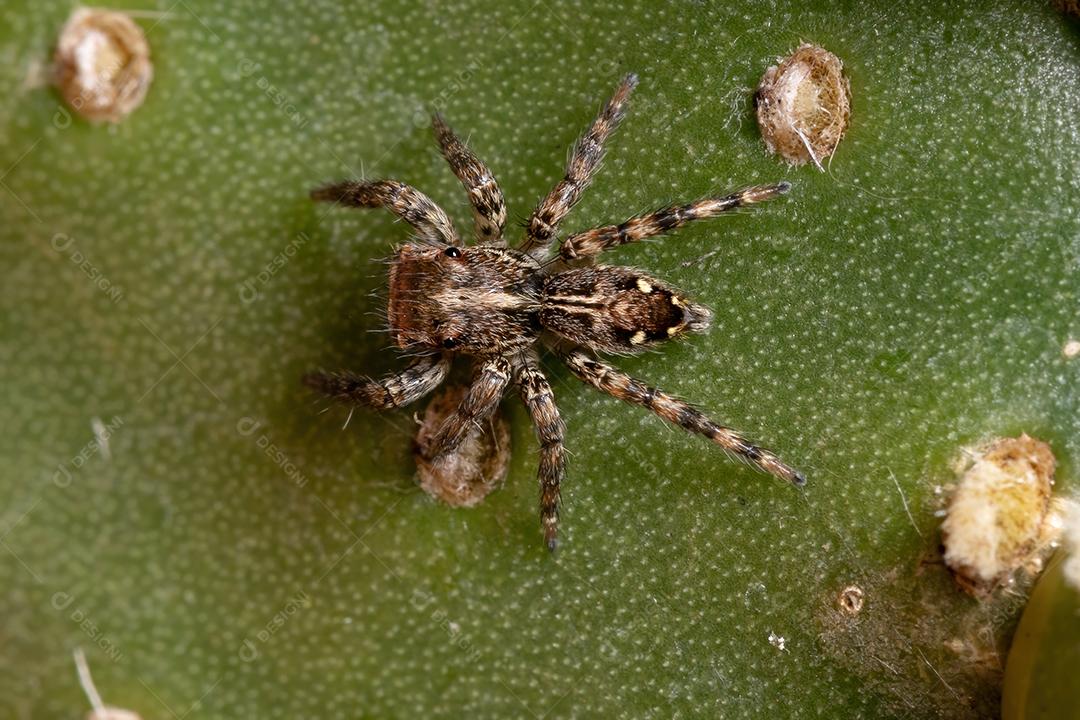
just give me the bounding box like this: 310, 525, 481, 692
428, 356, 512, 459
562, 350, 806, 486
432, 114, 507, 244
559, 183, 791, 261
311, 179, 459, 246
514, 353, 566, 552
520, 74, 638, 259
303, 353, 451, 409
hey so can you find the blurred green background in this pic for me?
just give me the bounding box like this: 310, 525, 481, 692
0, 1, 1077, 717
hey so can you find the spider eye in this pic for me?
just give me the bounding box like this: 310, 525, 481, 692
443, 246, 462, 259
442, 337, 460, 349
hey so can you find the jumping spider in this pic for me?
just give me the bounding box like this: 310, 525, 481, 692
305, 74, 805, 551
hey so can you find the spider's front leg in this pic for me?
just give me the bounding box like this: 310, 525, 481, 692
562, 350, 806, 486
432, 114, 507, 244
311, 179, 460, 246
428, 356, 512, 460
513, 352, 566, 552
303, 353, 451, 409
520, 73, 638, 259
559, 183, 791, 262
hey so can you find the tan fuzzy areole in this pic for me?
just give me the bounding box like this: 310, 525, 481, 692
54, 8, 153, 123
756, 43, 851, 169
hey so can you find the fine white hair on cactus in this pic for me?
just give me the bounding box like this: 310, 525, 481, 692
73, 648, 143, 720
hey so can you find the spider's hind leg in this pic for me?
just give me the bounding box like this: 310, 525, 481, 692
427, 356, 512, 459
432, 114, 507, 244
562, 350, 806, 486
303, 353, 451, 409
513, 352, 566, 552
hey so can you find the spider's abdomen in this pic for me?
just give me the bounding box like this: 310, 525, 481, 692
539, 265, 711, 354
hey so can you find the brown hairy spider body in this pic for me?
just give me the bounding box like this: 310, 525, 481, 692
386, 244, 542, 353
306, 74, 805, 551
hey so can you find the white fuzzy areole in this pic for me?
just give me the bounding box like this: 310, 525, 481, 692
1063, 503, 1080, 592
943, 463, 1015, 582
942, 439, 1052, 588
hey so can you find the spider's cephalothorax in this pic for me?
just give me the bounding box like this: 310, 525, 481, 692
385, 243, 543, 354
305, 74, 805, 551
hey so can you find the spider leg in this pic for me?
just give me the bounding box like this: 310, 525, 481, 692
562, 350, 806, 486
428, 356, 512, 459
432, 113, 507, 245
311, 179, 460, 246
559, 183, 791, 262
513, 352, 566, 552
519, 73, 638, 259
303, 353, 451, 409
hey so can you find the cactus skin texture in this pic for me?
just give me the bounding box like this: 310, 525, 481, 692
0, 1, 1077, 718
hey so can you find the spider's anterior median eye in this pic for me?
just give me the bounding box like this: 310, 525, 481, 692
442, 337, 460, 349
443, 246, 462, 259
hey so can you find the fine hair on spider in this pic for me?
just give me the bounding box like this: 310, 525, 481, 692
304, 73, 805, 552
